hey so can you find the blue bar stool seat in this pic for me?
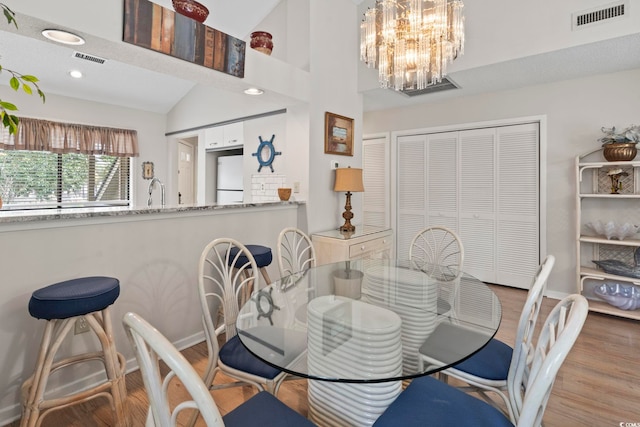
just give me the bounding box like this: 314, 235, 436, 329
228, 244, 273, 285
20, 276, 128, 427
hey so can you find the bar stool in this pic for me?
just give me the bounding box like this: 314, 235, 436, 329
228, 244, 273, 304
21, 276, 128, 427
228, 244, 273, 285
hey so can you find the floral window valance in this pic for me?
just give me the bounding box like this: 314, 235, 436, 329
0, 117, 139, 157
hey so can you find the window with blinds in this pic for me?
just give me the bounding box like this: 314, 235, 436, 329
0, 150, 130, 210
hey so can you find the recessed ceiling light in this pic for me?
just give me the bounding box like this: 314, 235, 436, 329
69, 70, 83, 79
244, 88, 264, 96
42, 29, 85, 45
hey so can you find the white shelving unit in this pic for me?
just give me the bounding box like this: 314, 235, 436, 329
576, 149, 640, 320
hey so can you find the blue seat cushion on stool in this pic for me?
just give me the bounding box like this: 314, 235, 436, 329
219, 335, 282, 379
452, 338, 513, 381
373, 375, 513, 427
28, 276, 120, 320
228, 245, 273, 268
223, 391, 315, 427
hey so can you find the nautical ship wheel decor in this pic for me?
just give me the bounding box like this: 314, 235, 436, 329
252, 134, 281, 172
251, 287, 280, 325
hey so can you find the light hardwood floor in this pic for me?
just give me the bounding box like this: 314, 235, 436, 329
6, 284, 640, 427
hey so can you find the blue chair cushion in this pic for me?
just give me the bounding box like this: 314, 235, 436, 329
28, 276, 120, 320
219, 335, 282, 379
453, 338, 513, 381
373, 376, 513, 427
228, 245, 273, 268
224, 391, 315, 427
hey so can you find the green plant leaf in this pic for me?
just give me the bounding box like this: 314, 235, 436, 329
0, 101, 18, 110
9, 76, 19, 90
1, 112, 18, 134
2, 5, 17, 29
22, 84, 32, 95
21, 75, 39, 83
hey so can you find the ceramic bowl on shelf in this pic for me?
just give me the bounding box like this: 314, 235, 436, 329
172, 0, 209, 23
594, 282, 640, 310
585, 220, 640, 240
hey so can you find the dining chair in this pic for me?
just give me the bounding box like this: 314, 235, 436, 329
409, 225, 464, 281
373, 293, 589, 427
409, 225, 464, 316
276, 227, 317, 279
122, 312, 315, 427
197, 238, 288, 395
420, 254, 556, 422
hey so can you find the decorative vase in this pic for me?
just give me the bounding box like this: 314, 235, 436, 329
603, 142, 638, 162
278, 188, 291, 201
172, 0, 209, 23
250, 31, 273, 56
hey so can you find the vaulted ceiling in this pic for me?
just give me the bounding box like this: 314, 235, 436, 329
1, 0, 639, 115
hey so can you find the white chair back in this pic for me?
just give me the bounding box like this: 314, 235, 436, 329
123, 312, 224, 427
277, 227, 316, 279
513, 294, 589, 427
409, 226, 464, 281
198, 238, 259, 385
508, 254, 555, 418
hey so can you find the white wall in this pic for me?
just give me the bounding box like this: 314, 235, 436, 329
363, 67, 640, 297
307, 0, 363, 234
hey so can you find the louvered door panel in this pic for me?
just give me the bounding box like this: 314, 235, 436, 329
459, 129, 495, 214
363, 137, 389, 228
397, 136, 427, 259
496, 123, 540, 288
458, 128, 497, 282
427, 132, 458, 215
460, 216, 496, 282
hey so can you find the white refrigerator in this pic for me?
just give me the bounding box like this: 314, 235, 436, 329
216, 155, 244, 203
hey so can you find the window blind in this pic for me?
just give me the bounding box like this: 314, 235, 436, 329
0, 151, 130, 210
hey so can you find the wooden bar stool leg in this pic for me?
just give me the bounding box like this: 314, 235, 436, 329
21, 319, 75, 427
260, 267, 271, 286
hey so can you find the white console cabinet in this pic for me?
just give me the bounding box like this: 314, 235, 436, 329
312, 227, 392, 265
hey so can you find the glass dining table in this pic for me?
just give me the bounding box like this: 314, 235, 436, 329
236, 259, 502, 426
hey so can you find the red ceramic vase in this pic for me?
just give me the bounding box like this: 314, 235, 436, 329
250, 31, 273, 56
172, 0, 209, 23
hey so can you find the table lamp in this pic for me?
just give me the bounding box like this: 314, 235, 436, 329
334, 167, 364, 233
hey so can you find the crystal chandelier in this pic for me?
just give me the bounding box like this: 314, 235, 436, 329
360, 0, 465, 92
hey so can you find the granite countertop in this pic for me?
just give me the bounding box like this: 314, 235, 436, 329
0, 200, 304, 224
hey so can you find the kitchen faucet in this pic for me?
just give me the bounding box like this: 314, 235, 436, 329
147, 177, 165, 207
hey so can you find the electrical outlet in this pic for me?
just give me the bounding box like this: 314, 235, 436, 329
330, 160, 339, 169
74, 316, 90, 335
293, 181, 300, 193
260, 183, 265, 191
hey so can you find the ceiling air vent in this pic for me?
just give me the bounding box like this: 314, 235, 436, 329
400, 76, 459, 97
72, 51, 107, 64
573, 1, 627, 30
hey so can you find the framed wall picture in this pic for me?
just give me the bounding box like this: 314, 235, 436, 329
324, 112, 354, 156
142, 161, 154, 179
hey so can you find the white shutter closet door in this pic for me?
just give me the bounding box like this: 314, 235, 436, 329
496, 123, 540, 288
427, 132, 458, 231
459, 128, 497, 283
397, 135, 427, 260
363, 136, 390, 228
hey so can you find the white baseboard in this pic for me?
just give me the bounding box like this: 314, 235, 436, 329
545, 290, 569, 301
0, 331, 206, 426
